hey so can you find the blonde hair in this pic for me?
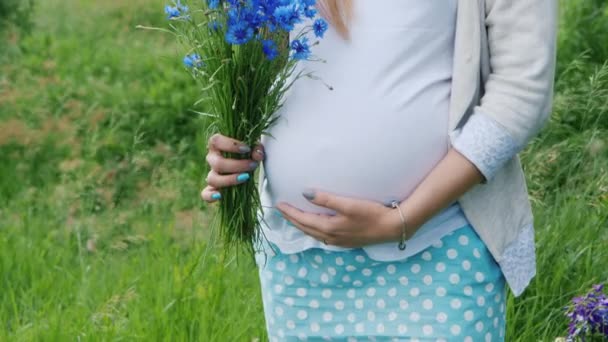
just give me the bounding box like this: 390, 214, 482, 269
317, 0, 353, 40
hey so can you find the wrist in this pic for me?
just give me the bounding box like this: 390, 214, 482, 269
380, 201, 417, 244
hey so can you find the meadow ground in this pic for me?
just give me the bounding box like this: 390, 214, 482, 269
0, 0, 607, 341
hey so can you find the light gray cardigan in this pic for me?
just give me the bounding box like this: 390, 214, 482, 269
257, 0, 558, 295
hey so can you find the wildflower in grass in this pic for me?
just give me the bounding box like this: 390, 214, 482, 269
165, 1, 189, 20
564, 283, 608, 341
183, 53, 203, 68
262, 39, 279, 61
291, 36, 311, 60
313, 18, 328, 38
225, 20, 255, 45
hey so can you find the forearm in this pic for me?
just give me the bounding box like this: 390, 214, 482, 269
383, 148, 483, 240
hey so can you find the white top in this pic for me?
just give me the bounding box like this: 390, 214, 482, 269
257, 0, 470, 260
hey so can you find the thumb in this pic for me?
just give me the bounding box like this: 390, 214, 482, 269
302, 188, 358, 215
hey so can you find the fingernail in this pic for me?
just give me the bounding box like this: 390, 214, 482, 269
237, 173, 250, 182
211, 193, 222, 200
239, 145, 251, 154
302, 189, 315, 201
249, 161, 259, 170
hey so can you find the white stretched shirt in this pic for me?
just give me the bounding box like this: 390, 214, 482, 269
257, 0, 474, 260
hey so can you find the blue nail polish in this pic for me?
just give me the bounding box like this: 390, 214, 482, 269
211, 193, 222, 200
237, 173, 250, 182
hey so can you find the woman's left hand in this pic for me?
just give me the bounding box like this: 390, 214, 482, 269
275, 189, 402, 248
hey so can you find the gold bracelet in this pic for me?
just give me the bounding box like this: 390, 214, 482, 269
389, 200, 408, 250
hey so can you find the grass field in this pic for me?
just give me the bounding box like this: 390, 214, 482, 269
1, 0, 607, 341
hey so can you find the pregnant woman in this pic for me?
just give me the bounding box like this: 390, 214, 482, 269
202, 0, 558, 340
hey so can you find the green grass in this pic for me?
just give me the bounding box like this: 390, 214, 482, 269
1, 0, 607, 341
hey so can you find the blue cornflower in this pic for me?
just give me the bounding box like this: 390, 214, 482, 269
262, 39, 279, 60
225, 21, 255, 45
273, 4, 302, 31
313, 18, 328, 38
164, 5, 181, 19
290, 36, 311, 60
183, 53, 204, 68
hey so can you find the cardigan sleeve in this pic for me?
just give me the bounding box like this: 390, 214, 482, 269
451, 112, 521, 183
470, 0, 558, 150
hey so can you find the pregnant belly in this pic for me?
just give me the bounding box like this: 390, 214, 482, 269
261, 92, 450, 215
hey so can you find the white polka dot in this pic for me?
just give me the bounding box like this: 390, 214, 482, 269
278, 329, 284, 338
464, 336, 473, 342
355, 255, 366, 263
322, 289, 332, 298
493, 317, 499, 328
355, 299, 364, 309
464, 310, 474, 321
423, 275, 433, 285
386, 264, 396, 274
296, 288, 307, 297
447, 249, 458, 259
475, 272, 485, 282
449, 273, 460, 284
314, 255, 323, 263
399, 276, 409, 285
388, 312, 398, 321
275, 307, 284, 316
320, 273, 329, 283
473, 248, 481, 259
298, 333, 307, 340
476, 321, 484, 332
459, 235, 469, 245
347, 289, 356, 298
355, 323, 365, 333
310, 322, 320, 332
422, 251, 432, 261
450, 299, 462, 309
298, 267, 308, 277
423, 325, 433, 335
289, 254, 299, 263
284, 297, 295, 306
309, 300, 319, 308
436, 287, 447, 297
342, 275, 351, 283
276, 261, 286, 271
297, 310, 308, 320
377, 299, 386, 309
477, 296, 486, 306
485, 332, 492, 342
399, 299, 409, 310
500, 303, 505, 313
485, 283, 495, 292
286, 320, 296, 329
464, 286, 473, 296
367, 310, 376, 321
409, 287, 420, 297
323, 312, 332, 322
423, 299, 433, 310
436, 312, 448, 323
500, 327, 505, 338
487, 307, 494, 317
284, 276, 294, 285
409, 312, 420, 322
432, 240, 444, 248
347, 313, 356, 323
347, 337, 357, 342
334, 300, 345, 310
388, 287, 397, 297
346, 265, 356, 272
495, 293, 501, 303
462, 260, 471, 271
335, 257, 344, 265
435, 262, 446, 272
450, 324, 461, 335
376, 276, 386, 286
410, 264, 421, 274
274, 284, 284, 293
335, 324, 345, 334
376, 323, 385, 333
353, 280, 363, 287
398, 324, 407, 334
327, 267, 336, 276
362, 268, 372, 276
366, 287, 376, 297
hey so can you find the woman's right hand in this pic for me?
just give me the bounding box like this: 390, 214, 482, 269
200, 133, 265, 203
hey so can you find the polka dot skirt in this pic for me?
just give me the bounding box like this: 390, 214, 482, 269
254, 224, 507, 341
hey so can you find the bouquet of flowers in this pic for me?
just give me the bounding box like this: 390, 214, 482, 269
154, 0, 329, 257
563, 283, 608, 341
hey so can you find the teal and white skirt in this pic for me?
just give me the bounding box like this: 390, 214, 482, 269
254, 224, 507, 341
